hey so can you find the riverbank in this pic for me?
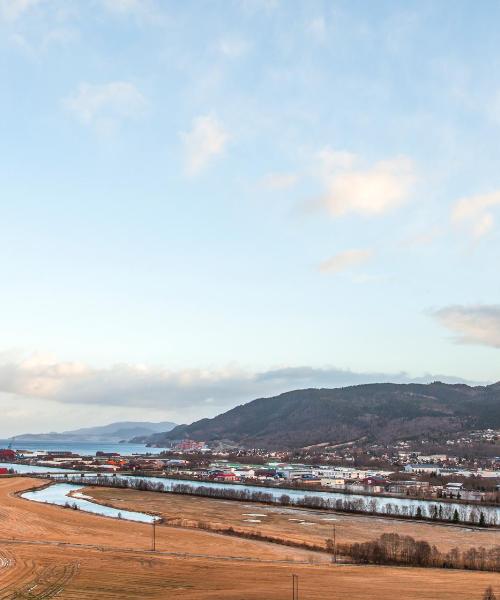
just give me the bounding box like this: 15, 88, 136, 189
45, 473, 499, 527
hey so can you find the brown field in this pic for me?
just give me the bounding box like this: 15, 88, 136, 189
89, 484, 500, 552
0, 477, 498, 599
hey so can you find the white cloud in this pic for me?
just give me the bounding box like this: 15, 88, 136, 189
261, 172, 298, 190
63, 81, 147, 133
452, 190, 500, 238
0, 0, 43, 21
432, 305, 500, 348
218, 36, 251, 59
181, 115, 229, 176
319, 248, 373, 274
318, 155, 415, 217
0, 351, 481, 426
307, 16, 327, 43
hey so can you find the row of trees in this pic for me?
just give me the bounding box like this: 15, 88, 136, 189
336, 533, 500, 572
57, 474, 498, 526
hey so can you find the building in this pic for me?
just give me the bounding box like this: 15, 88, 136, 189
212, 471, 237, 482
349, 477, 389, 494
404, 464, 440, 475
0, 449, 16, 461
320, 477, 348, 489
174, 440, 206, 452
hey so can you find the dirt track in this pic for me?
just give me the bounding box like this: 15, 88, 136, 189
0, 477, 498, 599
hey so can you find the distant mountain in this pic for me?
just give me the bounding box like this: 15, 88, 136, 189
140, 382, 500, 450
12, 421, 177, 443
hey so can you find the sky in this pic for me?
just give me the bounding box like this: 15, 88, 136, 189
1, 0, 500, 437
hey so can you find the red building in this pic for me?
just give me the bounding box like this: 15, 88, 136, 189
0, 468, 8, 475
0, 449, 16, 461
175, 439, 205, 452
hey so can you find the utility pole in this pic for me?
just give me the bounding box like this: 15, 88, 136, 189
333, 524, 337, 564
152, 520, 156, 552
292, 574, 299, 600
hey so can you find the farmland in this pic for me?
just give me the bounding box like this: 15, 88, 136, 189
89, 484, 500, 552
0, 477, 498, 599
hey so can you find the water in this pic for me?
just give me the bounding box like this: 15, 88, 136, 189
5, 462, 499, 524
54, 473, 500, 524
0, 440, 164, 456
21, 483, 158, 523
1, 463, 79, 474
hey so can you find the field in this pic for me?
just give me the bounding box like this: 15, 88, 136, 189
88, 484, 500, 552
0, 477, 498, 599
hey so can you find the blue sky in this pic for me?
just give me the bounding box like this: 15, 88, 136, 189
1, 0, 499, 436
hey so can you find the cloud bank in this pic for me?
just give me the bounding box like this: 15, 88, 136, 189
0, 353, 484, 422
432, 304, 500, 348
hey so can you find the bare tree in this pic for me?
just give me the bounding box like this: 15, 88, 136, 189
483, 586, 497, 600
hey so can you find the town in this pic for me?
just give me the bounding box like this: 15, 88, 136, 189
2, 429, 499, 506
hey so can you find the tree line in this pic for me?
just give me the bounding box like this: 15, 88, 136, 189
336, 532, 500, 572
56, 475, 499, 526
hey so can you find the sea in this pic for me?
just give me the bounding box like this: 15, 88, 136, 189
0, 440, 165, 456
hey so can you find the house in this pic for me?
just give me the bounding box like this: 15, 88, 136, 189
0, 468, 9, 475
0, 449, 16, 461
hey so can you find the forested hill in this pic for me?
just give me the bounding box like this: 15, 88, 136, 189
139, 382, 500, 450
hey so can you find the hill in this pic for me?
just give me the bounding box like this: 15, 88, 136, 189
140, 382, 500, 449
12, 421, 177, 444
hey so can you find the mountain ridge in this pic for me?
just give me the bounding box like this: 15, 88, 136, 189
137, 382, 500, 449
12, 421, 177, 443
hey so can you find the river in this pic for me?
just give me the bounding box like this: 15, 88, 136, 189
21, 483, 158, 523
4, 463, 499, 525
0, 440, 163, 456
